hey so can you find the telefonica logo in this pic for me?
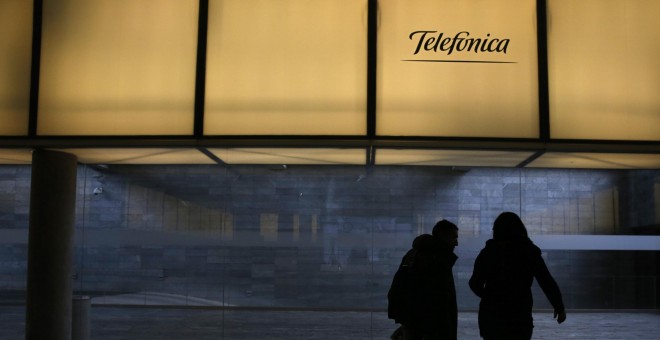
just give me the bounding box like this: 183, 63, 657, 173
404, 30, 515, 64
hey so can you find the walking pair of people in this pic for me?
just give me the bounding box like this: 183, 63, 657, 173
388, 212, 566, 340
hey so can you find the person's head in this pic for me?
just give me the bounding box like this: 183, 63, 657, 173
432, 219, 459, 249
412, 234, 434, 251
492, 212, 528, 241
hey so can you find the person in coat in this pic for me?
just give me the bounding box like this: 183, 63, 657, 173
388, 233, 435, 325
469, 212, 566, 340
388, 220, 459, 340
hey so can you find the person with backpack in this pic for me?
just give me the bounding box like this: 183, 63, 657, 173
388, 220, 459, 340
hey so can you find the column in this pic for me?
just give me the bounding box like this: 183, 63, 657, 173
25, 149, 78, 340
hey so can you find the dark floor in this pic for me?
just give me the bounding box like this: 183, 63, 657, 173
1, 306, 658, 339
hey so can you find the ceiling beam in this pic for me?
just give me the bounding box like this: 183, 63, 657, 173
0, 136, 658, 155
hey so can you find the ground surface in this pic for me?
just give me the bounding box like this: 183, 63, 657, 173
1, 306, 658, 339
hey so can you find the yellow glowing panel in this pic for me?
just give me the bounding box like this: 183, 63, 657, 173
0, 0, 32, 136
38, 0, 198, 135
0, 149, 32, 164
210, 148, 366, 165
377, 0, 539, 138
376, 149, 534, 167
548, 0, 660, 141
204, 0, 367, 135
528, 153, 660, 169
57, 149, 215, 165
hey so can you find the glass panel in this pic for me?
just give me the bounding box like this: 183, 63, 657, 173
0, 165, 31, 306
204, 0, 367, 135
375, 149, 534, 167
57, 148, 216, 165
532, 235, 660, 251
528, 152, 660, 169
377, 0, 539, 138
0, 149, 32, 164
38, 0, 198, 135
1, 164, 658, 335
0, 0, 32, 136
548, 0, 660, 141
210, 148, 366, 165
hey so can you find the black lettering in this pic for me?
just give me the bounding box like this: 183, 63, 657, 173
497, 39, 510, 54
410, 31, 436, 55
487, 39, 497, 52
424, 36, 437, 51
480, 34, 491, 52
455, 31, 469, 52
440, 37, 451, 51
409, 30, 511, 56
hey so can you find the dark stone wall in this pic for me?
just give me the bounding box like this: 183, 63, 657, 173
0, 165, 657, 309
619, 170, 659, 234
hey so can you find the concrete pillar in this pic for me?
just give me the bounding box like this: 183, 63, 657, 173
25, 149, 78, 340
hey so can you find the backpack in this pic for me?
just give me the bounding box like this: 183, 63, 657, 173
387, 250, 416, 323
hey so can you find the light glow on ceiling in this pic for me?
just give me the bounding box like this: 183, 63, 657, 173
209, 148, 366, 165
528, 152, 660, 169
0, 149, 32, 164
56, 148, 215, 165
375, 149, 534, 167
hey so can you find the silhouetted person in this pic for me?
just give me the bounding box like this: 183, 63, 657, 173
388, 234, 434, 326
388, 220, 459, 340
469, 212, 566, 340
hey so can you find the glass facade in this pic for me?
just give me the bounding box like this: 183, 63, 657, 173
1, 165, 658, 336
0, 0, 658, 337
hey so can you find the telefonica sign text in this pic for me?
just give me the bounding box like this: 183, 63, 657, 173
405, 30, 514, 64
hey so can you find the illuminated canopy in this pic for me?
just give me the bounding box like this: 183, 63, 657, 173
0, 0, 657, 167
38, 0, 199, 135
548, 0, 660, 141
0, 0, 32, 136
204, 0, 367, 135
377, 0, 539, 138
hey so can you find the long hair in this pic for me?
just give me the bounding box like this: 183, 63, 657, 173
492, 212, 528, 241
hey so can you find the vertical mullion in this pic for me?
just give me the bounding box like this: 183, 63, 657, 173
537, 0, 550, 142
28, 0, 43, 137
194, 0, 209, 138
366, 0, 378, 139
366, 0, 378, 165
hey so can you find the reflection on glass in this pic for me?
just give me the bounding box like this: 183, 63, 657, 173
377, 0, 539, 138
210, 148, 366, 165
0, 0, 32, 136
38, 0, 198, 135
376, 149, 534, 167
528, 152, 660, 169
548, 0, 660, 141
204, 0, 367, 135
0, 149, 32, 164
57, 148, 215, 164
68, 165, 659, 314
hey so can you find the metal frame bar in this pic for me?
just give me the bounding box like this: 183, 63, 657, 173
28, 0, 43, 137
193, 0, 209, 138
